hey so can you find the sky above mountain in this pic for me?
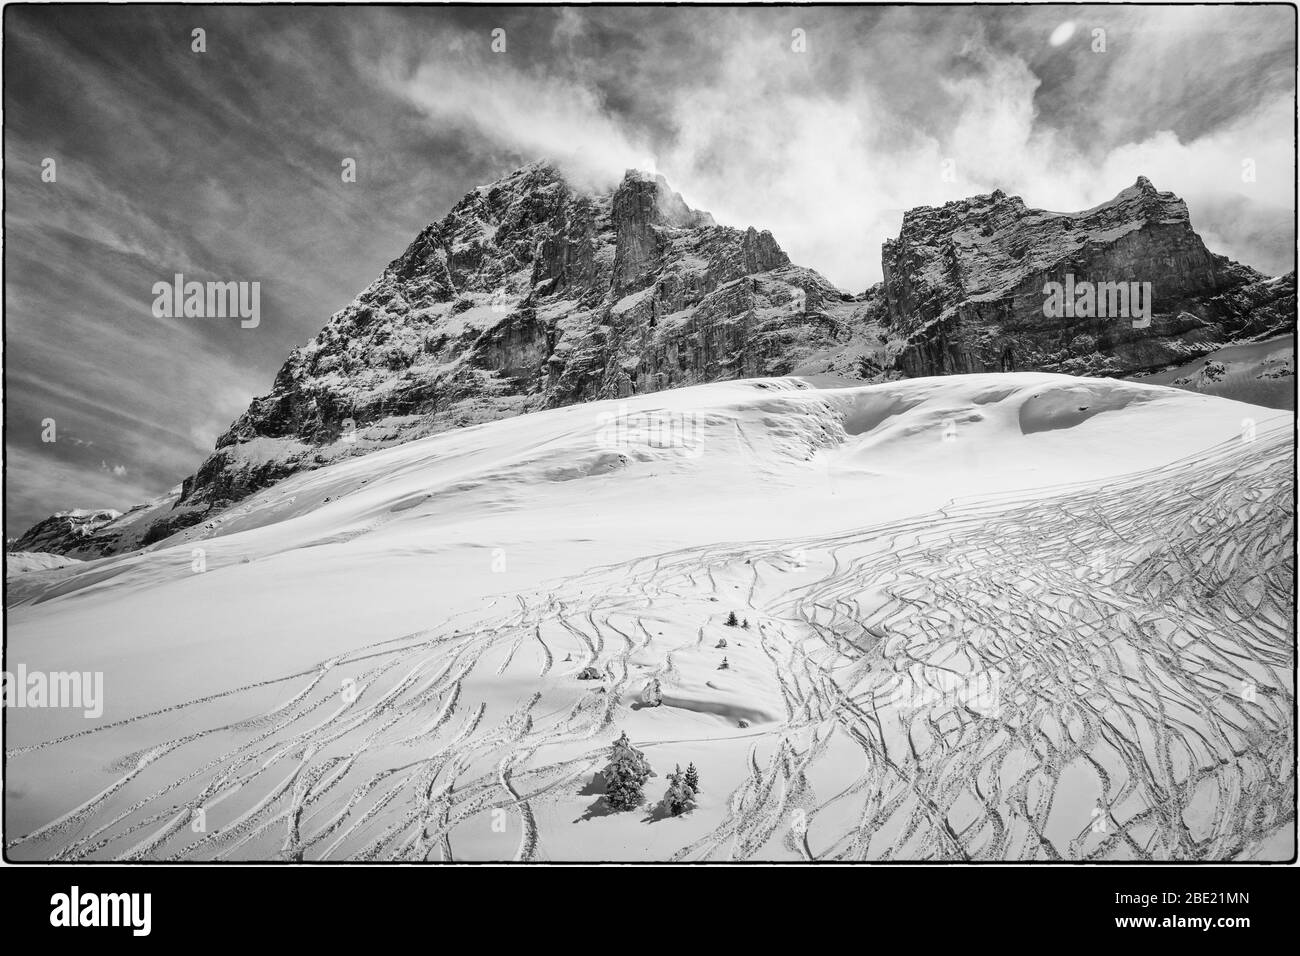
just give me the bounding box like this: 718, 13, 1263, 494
3, 4, 1295, 532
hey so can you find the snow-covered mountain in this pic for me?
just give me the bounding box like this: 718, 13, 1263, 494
15, 163, 1292, 559
178, 163, 881, 511
14, 162, 890, 556
7, 159, 1294, 859
8, 508, 122, 555
6, 373, 1293, 860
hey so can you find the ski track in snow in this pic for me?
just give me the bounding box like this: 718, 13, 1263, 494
7, 426, 1293, 861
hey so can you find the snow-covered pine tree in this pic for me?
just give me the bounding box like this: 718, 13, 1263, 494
726, 611, 739, 627
602, 731, 654, 810
642, 677, 663, 707
684, 762, 700, 793
660, 764, 697, 816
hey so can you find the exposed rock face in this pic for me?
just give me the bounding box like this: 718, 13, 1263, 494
9, 509, 120, 557
882, 177, 1295, 378
176, 162, 882, 510
9, 493, 183, 560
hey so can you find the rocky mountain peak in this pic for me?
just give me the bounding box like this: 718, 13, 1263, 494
613, 168, 716, 230
8, 508, 122, 557
153, 160, 856, 522
1093, 174, 1187, 221
882, 177, 1293, 378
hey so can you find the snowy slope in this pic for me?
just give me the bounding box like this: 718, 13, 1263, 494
5, 373, 1294, 861
5, 552, 83, 575
1134, 334, 1294, 411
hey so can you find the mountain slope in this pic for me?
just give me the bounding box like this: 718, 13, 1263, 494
1134, 332, 1295, 409
6, 374, 1292, 861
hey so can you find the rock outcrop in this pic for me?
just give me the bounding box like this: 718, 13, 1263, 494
9, 509, 120, 556
882, 177, 1294, 378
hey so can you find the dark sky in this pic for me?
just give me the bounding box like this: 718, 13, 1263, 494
4, 4, 1295, 533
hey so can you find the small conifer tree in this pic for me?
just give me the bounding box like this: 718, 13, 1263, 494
642, 677, 663, 707
660, 764, 697, 816
602, 731, 654, 810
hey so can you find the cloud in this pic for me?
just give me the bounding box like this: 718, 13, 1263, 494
376, 7, 1294, 290
3, 5, 1293, 533
374, 40, 649, 193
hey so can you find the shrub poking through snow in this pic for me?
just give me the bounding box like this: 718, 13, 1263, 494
726, 611, 739, 627
602, 731, 654, 810
684, 762, 700, 794
660, 764, 697, 816
715, 638, 727, 648
719, 656, 730, 670
742, 618, 751, 629
577, 666, 601, 680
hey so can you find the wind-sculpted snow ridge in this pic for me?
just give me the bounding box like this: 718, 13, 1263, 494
8, 421, 1291, 861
